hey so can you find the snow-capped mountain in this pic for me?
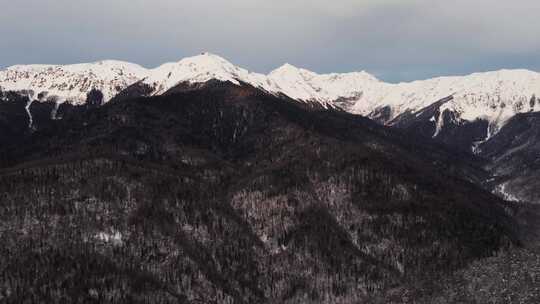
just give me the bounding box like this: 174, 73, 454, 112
0, 60, 147, 105
260, 64, 540, 138
361, 70, 540, 132
2, 52, 540, 204
139, 53, 271, 96
266, 63, 381, 108
1, 52, 539, 137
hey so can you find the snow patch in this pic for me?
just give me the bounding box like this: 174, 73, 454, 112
24, 92, 35, 130
432, 112, 445, 138
50, 101, 61, 120
493, 183, 520, 202
95, 230, 123, 246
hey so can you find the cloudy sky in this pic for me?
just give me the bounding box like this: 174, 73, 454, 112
1, 0, 539, 82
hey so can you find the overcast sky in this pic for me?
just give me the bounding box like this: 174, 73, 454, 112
1, 0, 539, 82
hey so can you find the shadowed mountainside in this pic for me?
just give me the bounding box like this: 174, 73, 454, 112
0, 82, 535, 303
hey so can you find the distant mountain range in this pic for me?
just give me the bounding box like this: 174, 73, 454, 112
2, 53, 539, 131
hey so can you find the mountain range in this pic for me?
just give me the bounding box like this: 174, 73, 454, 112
2, 53, 539, 127
1, 52, 539, 203
1, 53, 540, 303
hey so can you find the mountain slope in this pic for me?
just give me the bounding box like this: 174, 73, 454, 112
2, 53, 539, 205
0, 60, 147, 104
0, 82, 520, 303
3, 53, 538, 128
140, 53, 271, 96
477, 112, 540, 204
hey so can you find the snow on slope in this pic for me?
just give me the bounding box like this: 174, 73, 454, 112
364, 70, 540, 126
264, 64, 540, 133
1, 53, 539, 134
266, 63, 380, 108
141, 52, 272, 96
0, 60, 147, 104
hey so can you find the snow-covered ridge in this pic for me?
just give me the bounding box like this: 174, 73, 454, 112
364, 69, 540, 119
141, 53, 271, 96
0, 60, 147, 105
1, 53, 539, 133
267, 63, 380, 107
265, 64, 540, 135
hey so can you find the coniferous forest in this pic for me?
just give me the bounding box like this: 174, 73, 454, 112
1, 82, 539, 303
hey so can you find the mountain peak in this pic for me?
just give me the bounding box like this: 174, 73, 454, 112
141, 53, 264, 95
270, 63, 314, 77
178, 52, 234, 66
273, 63, 300, 71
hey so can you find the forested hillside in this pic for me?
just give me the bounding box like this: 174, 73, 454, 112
0, 82, 536, 303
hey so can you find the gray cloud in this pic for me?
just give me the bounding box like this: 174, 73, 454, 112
0, 0, 539, 82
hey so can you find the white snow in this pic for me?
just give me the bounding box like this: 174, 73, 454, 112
2, 53, 539, 134
141, 52, 271, 96
25, 99, 34, 130
136, 54, 540, 135
493, 183, 521, 202
0, 60, 147, 105
95, 230, 123, 245
267, 63, 380, 108
265, 67, 540, 134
